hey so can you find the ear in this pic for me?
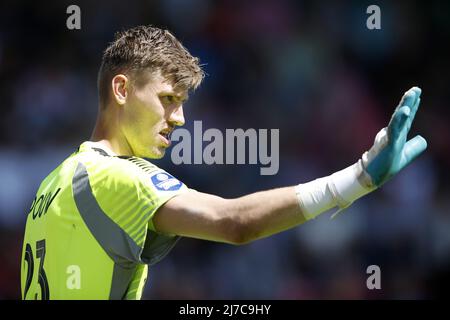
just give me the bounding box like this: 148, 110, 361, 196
111, 74, 129, 105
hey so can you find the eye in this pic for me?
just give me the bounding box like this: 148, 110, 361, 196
161, 95, 175, 105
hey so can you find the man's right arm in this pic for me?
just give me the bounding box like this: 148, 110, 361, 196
154, 87, 427, 245
154, 156, 375, 245
153, 187, 307, 245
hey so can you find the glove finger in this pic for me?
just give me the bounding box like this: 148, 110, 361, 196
397, 87, 419, 112
402, 135, 428, 167
388, 106, 410, 143
407, 97, 421, 132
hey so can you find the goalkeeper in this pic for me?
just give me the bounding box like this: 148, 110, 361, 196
20, 25, 427, 300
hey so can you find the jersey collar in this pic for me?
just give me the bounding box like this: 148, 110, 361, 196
80, 141, 117, 156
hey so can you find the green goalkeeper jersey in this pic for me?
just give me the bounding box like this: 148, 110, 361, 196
21, 141, 188, 300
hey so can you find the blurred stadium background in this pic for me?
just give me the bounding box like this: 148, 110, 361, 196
0, 0, 449, 299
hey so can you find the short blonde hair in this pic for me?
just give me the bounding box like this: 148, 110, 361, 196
98, 25, 204, 107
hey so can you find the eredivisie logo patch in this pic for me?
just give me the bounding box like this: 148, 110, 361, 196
151, 172, 182, 191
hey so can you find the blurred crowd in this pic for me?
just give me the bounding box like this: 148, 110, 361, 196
0, 0, 449, 299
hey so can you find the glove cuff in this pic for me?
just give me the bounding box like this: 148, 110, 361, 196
329, 160, 377, 209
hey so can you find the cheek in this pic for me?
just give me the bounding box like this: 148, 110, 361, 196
128, 94, 164, 131
130, 114, 159, 143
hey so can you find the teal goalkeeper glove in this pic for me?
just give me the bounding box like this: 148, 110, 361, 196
295, 87, 428, 221
362, 86, 428, 187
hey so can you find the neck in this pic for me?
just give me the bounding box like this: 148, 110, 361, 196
90, 109, 133, 156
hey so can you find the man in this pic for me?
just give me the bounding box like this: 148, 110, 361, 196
21, 25, 427, 300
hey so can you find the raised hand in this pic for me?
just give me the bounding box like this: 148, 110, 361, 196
363, 87, 427, 187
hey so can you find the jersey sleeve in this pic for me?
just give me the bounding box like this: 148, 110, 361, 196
76, 155, 188, 265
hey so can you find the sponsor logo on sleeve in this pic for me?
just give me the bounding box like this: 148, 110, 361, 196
151, 172, 183, 191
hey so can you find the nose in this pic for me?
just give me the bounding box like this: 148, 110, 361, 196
168, 105, 185, 127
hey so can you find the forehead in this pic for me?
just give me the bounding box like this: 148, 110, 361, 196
135, 69, 188, 99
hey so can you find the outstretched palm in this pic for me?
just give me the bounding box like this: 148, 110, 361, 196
364, 87, 427, 187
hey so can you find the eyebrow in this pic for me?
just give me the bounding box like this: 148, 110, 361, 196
159, 91, 189, 102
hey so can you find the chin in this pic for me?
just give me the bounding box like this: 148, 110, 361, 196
152, 152, 165, 159
143, 147, 166, 159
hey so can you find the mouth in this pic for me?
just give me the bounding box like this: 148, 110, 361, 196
159, 129, 173, 146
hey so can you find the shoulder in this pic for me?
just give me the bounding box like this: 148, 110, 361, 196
76, 143, 186, 195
